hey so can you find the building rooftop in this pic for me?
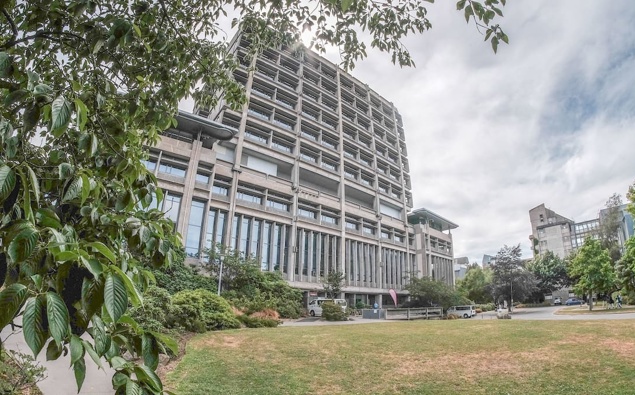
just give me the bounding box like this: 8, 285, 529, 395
408, 207, 458, 231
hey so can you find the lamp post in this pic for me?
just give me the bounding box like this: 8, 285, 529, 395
217, 255, 224, 296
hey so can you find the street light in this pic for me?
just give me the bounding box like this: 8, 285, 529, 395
216, 254, 224, 296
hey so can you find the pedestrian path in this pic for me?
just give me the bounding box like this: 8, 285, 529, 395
1, 322, 114, 395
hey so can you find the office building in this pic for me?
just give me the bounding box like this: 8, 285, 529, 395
148, 33, 458, 307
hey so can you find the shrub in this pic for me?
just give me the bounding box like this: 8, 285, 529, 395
151, 251, 217, 295
249, 309, 280, 320
238, 315, 280, 328
475, 303, 495, 312
321, 302, 348, 321
0, 349, 46, 394
129, 286, 173, 332
170, 289, 240, 332
445, 314, 459, 320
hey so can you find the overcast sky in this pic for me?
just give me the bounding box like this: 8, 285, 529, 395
182, 1, 635, 264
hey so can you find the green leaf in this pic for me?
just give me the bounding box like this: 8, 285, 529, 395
58, 163, 74, 180
70, 335, 84, 365
81, 174, 90, 204
134, 364, 162, 392
501, 33, 509, 44
456, 0, 467, 10
63, 176, 83, 202
46, 339, 63, 360
8, 223, 39, 263
491, 36, 499, 53
36, 208, 62, 229
104, 272, 128, 322
0, 283, 28, 329
464, 5, 474, 22
74, 98, 88, 131
147, 330, 178, 355
141, 333, 159, 370
4, 89, 29, 108
74, 357, 86, 392
111, 266, 142, 307
89, 134, 98, 157
50, 96, 72, 136
23, 102, 41, 132
46, 292, 70, 345
87, 241, 117, 264
0, 52, 13, 77
0, 164, 16, 202
23, 296, 47, 357
341, 0, 353, 12
92, 315, 110, 355
112, 372, 128, 388
125, 379, 143, 395
80, 256, 104, 278
0, 253, 6, 287
81, 339, 104, 369
26, 164, 40, 206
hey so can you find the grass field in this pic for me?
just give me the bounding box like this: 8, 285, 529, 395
165, 319, 635, 395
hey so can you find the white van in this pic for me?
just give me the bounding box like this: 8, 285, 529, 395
447, 305, 476, 318
308, 298, 347, 317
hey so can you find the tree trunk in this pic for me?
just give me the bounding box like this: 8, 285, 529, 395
588, 292, 593, 311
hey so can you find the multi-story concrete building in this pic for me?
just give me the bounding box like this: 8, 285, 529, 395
529, 202, 633, 260
528, 203, 575, 259
147, 34, 457, 308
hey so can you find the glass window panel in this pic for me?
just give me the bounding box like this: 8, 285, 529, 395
185, 201, 205, 257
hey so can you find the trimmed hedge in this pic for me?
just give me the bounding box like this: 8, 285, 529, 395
170, 289, 240, 332
321, 302, 348, 321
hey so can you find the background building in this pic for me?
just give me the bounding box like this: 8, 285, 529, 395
147, 34, 458, 308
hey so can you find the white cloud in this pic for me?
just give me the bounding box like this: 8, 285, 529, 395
336, 0, 635, 263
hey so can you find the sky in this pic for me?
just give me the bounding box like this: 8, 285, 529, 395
182, 1, 635, 265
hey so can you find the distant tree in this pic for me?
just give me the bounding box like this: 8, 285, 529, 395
527, 251, 571, 295
600, 194, 624, 263
405, 277, 469, 310
616, 237, 635, 295
627, 181, 635, 217
457, 264, 492, 303
568, 238, 615, 311
490, 245, 537, 311
322, 271, 345, 300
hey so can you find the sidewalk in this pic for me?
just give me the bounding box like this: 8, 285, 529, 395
1, 322, 114, 395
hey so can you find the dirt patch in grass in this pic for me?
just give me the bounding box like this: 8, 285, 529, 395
390, 349, 552, 381
600, 339, 635, 359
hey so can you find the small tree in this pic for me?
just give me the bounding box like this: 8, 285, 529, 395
615, 237, 635, 295
569, 238, 615, 311
490, 245, 537, 311
600, 194, 624, 264
527, 250, 571, 296
322, 271, 345, 300
457, 264, 492, 303
405, 276, 469, 310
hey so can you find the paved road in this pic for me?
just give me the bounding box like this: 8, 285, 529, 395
479, 305, 635, 320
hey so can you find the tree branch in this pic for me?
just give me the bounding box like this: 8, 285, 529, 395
2, 8, 18, 42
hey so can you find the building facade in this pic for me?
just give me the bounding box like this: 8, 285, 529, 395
148, 35, 458, 308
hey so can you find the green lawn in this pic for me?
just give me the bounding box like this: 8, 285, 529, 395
555, 306, 635, 315
165, 320, 635, 395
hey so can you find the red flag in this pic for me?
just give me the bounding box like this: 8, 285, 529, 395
389, 288, 398, 307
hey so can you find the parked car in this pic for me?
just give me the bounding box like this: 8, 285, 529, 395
565, 298, 583, 306
553, 297, 562, 305
446, 305, 476, 318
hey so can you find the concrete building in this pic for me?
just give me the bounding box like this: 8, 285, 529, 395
528, 204, 575, 259
482, 254, 496, 269
148, 34, 457, 308
453, 257, 470, 281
